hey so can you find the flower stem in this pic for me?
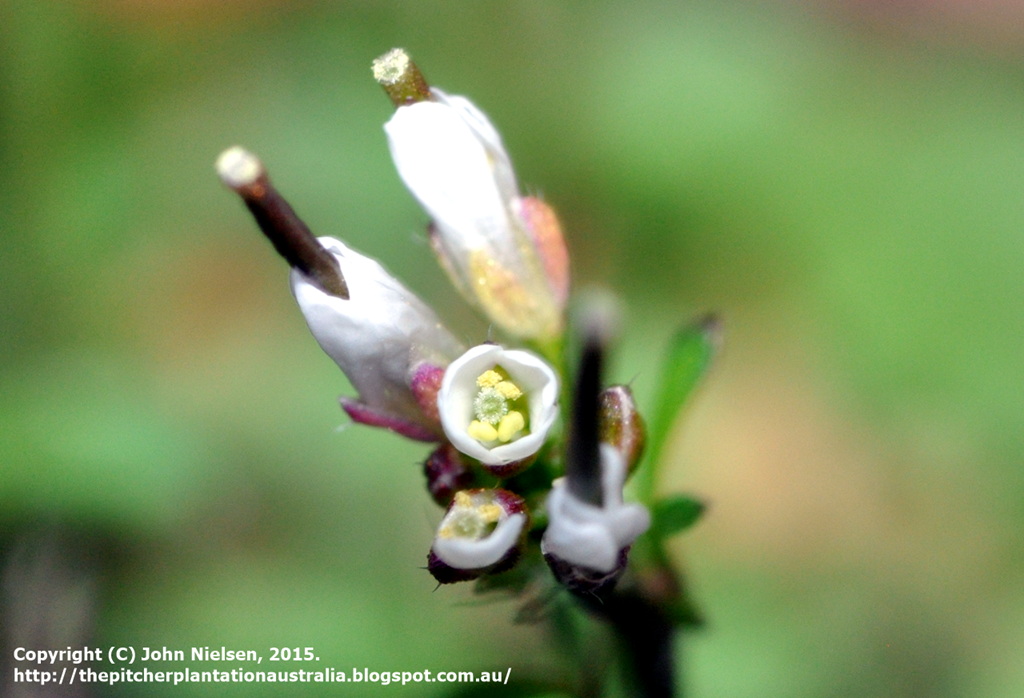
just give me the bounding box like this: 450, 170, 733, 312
579, 590, 678, 698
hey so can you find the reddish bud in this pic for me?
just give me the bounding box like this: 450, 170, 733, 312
423, 444, 474, 506
599, 385, 646, 472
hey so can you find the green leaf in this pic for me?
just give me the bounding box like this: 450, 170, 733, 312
635, 315, 720, 501
652, 495, 706, 539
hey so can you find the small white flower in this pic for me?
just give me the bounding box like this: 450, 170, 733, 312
432, 490, 527, 571
384, 90, 565, 340
291, 236, 464, 431
541, 444, 651, 573
438, 344, 559, 466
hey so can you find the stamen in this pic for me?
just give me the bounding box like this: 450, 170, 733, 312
497, 411, 525, 442
477, 504, 502, 523
438, 492, 502, 540
495, 381, 522, 399
467, 420, 498, 442
476, 370, 502, 388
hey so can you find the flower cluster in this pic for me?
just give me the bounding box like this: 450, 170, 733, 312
218, 48, 654, 595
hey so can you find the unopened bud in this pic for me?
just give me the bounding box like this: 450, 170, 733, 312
599, 385, 646, 472
423, 444, 474, 506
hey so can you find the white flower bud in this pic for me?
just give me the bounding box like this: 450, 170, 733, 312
291, 236, 464, 433
437, 344, 559, 468
384, 90, 567, 341
542, 444, 651, 573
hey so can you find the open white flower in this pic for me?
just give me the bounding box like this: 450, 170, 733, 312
541, 444, 651, 573
431, 489, 527, 573
291, 236, 464, 436
384, 89, 567, 341
438, 344, 558, 467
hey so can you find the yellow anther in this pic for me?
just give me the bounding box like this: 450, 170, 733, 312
467, 420, 498, 442
476, 370, 502, 388
497, 411, 525, 443
438, 493, 502, 541
495, 381, 522, 399
477, 504, 502, 523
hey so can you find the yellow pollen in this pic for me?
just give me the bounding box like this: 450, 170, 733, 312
495, 381, 522, 399
438, 492, 502, 541
476, 370, 502, 388
497, 411, 525, 442
467, 420, 498, 442
477, 504, 502, 523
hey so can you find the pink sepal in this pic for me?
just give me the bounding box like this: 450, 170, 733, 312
410, 362, 446, 426
340, 397, 440, 442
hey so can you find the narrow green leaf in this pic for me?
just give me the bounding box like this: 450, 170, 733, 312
652, 495, 706, 539
635, 315, 720, 501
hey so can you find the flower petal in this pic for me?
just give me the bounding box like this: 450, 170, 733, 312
291, 236, 463, 431
432, 513, 527, 570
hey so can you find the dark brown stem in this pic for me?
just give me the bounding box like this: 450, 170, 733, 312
218, 148, 348, 299
565, 337, 604, 506
580, 590, 678, 698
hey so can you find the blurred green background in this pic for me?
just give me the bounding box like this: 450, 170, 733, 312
2, 0, 1024, 696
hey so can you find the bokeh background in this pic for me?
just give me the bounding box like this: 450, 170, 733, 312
3, 0, 1024, 696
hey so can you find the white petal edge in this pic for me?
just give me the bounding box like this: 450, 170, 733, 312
438, 345, 559, 466
432, 513, 527, 570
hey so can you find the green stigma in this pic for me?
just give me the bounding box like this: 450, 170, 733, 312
474, 388, 508, 425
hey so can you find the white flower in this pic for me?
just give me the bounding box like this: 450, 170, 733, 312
431, 490, 527, 571
541, 444, 651, 573
291, 236, 464, 431
438, 344, 559, 466
384, 90, 566, 341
